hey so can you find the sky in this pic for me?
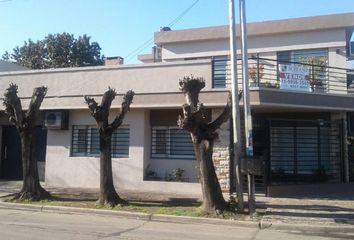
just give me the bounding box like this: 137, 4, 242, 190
1, 0, 354, 64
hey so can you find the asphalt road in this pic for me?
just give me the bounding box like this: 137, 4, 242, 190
0, 206, 351, 240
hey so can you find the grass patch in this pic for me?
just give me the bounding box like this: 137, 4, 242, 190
6, 195, 263, 220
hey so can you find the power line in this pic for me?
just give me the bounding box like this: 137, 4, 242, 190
124, 0, 200, 63
167, 0, 200, 28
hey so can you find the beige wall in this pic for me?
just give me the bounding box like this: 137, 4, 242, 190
328, 47, 348, 94
45, 108, 201, 195
0, 60, 212, 110
147, 159, 197, 182
161, 29, 347, 69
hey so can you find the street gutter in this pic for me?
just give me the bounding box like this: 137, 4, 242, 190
1, 200, 354, 234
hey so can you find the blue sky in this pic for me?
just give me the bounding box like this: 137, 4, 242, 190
1, 0, 354, 64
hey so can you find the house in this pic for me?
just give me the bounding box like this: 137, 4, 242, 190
0, 60, 28, 72
0, 13, 353, 196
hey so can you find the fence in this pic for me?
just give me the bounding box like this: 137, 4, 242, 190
269, 119, 344, 184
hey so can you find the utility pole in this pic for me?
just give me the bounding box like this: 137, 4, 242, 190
239, 0, 256, 217
228, 0, 244, 212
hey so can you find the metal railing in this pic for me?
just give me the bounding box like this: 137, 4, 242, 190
212, 57, 353, 95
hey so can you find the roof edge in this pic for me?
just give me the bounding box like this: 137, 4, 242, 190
155, 12, 354, 44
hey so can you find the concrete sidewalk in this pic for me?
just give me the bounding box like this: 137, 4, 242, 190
258, 196, 354, 231
1, 181, 354, 232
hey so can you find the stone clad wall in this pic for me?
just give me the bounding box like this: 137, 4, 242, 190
212, 109, 231, 192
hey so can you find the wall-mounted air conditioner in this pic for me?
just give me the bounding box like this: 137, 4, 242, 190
44, 110, 69, 130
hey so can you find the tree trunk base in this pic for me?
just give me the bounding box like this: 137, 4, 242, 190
97, 193, 127, 207
12, 186, 51, 201
200, 200, 227, 216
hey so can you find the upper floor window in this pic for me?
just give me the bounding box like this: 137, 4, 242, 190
71, 125, 130, 158
277, 49, 328, 64
212, 59, 228, 88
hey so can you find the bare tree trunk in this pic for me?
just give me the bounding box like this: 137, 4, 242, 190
178, 76, 241, 214
3, 84, 50, 201
85, 88, 134, 207
194, 140, 226, 213
98, 131, 125, 206
16, 130, 49, 200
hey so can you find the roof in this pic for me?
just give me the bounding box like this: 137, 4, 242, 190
0, 60, 28, 72
155, 12, 354, 45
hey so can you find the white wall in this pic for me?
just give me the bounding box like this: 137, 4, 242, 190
46, 109, 145, 189
45, 109, 201, 195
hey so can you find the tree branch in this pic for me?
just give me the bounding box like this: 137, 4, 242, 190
100, 87, 116, 114
177, 103, 192, 131
84, 87, 116, 125
179, 75, 205, 111
3, 83, 23, 128
208, 94, 231, 131
208, 91, 243, 131
26, 86, 47, 122
84, 95, 99, 118
110, 90, 134, 130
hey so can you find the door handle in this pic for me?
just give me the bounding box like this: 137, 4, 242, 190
4, 146, 7, 160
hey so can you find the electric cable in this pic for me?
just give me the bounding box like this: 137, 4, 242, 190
124, 0, 200, 63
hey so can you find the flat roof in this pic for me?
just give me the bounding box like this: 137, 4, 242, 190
155, 12, 354, 44
0, 60, 28, 72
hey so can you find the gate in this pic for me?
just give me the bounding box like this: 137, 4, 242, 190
269, 119, 344, 185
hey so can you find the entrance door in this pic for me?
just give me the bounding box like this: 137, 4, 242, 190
1, 126, 22, 180
269, 119, 343, 184
0, 126, 47, 180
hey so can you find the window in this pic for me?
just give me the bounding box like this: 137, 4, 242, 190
71, 125, 129, 158
277, 49, 329, 91
151, 127, 195, 159
277, 49, 328, 64
212, 58, 228, 88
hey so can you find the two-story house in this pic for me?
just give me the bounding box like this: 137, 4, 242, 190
0, 13, 353, 196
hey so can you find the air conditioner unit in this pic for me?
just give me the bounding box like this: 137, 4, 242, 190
44, 110, 69, 130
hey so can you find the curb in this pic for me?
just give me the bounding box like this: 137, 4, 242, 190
1, 201, 353, 233
0, 201, 259, 228
265, 221, 354, 234
259, 218, 354, 233
260, 208, 354, 233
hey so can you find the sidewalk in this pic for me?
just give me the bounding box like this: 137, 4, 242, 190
1, 181, 354, 232
258, 196, 354, 232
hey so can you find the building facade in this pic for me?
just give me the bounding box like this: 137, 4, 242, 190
0, 13, 354, 196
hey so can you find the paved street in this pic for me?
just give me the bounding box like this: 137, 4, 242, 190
0, 206, 353, 240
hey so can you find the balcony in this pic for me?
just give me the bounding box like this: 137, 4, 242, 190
212, 57, 354, 111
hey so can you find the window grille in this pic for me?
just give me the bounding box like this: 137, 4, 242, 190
151, 127, 195, 159
212, 59, 228, 88
71, 125, 129, 158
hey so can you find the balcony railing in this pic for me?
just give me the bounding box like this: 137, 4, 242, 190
212, 57, 353, 95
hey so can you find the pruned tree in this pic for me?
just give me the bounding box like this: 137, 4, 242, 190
84, 88, 134, 206
3, 84, 50, 200
177, 75, 241, 214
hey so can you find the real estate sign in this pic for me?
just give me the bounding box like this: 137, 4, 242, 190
279, 64, 310, 92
